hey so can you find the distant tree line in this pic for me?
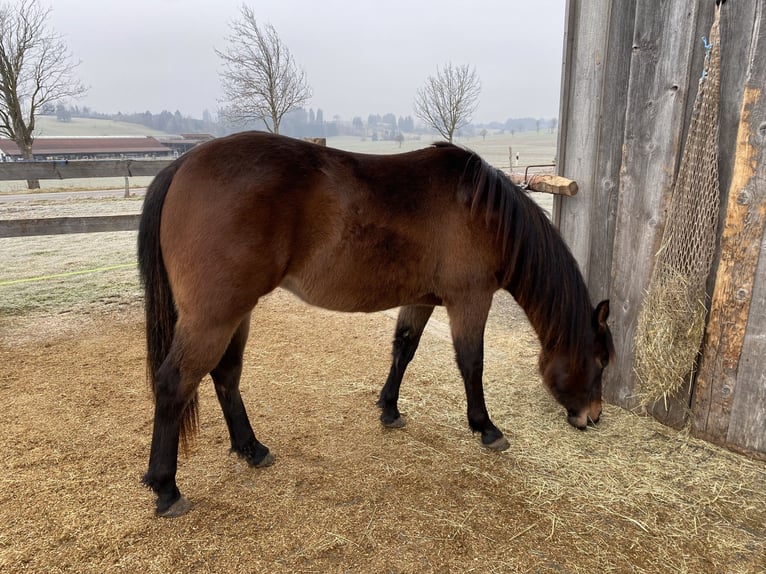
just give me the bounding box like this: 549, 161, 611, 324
477, 117, 558, 135
46, 103, 224, 136
47, 101, 556, 141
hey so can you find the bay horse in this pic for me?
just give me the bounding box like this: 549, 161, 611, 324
138, 131, 614, 517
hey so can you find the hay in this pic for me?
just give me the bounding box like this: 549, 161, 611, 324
632, 6, 722, 409
1, 290, 765, 573
633, 271, 708, 407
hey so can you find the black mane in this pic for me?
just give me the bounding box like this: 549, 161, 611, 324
450, 144, 594, 363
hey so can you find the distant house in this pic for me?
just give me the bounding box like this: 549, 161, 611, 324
156, 133, 215, 156
0, 135, 212, 161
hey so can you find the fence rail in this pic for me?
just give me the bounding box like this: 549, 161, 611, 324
0, 159, 172, 181
0, 214, 141, 238
0, 160, 169, 238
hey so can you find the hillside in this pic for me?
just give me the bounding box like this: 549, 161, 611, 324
33, 115, 170, 137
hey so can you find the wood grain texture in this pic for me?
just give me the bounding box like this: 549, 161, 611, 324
604, 0, 701, 408
557, 0, 637, 306
0, 215, 140, 238
0, 159, 172, 181
555, 0, 613, 285
693, 2, 766, 456
506, 172, 578, 195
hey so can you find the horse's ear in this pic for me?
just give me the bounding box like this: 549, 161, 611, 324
593, 300, 610, 332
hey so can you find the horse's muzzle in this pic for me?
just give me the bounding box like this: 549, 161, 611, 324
567, 399, 602, 430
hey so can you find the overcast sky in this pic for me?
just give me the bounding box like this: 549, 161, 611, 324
49, 0, 565, 123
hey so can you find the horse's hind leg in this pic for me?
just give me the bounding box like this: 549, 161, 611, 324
143, 343, 190, 517
211, 313, 273, 468
377, 305, 434, 427
144, 319, 243, 517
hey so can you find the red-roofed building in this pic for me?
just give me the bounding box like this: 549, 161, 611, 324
0, 136, 174, 160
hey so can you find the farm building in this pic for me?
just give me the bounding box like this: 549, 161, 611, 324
555, 0, 765, 459
0, 136, 171, 161
156, 133, 215, 155
0, 134, 212, 161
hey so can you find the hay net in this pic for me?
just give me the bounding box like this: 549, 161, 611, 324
633, 6, 722, 407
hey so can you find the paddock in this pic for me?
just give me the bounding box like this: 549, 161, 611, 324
1, 272, 764, 572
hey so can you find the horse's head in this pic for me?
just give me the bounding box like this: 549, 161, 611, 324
540, 300, 614, 430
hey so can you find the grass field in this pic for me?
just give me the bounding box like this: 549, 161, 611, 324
32, 115, 169, 137
329, 130, 557, 170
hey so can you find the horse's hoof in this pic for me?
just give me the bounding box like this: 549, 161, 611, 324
157, 496, 192, 518
255, 451, 276, 468
483, 435, 510, 451
382, 416, 406, 429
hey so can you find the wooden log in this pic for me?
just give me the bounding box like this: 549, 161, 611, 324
506, 172, 579, 196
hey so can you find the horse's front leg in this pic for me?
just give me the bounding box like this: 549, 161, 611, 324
377, 305, 434, 427
447, 297, 509, 451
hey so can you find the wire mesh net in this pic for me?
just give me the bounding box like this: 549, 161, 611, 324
633, 7, 722, 407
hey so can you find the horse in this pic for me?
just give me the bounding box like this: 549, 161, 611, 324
137, 131, 614, 517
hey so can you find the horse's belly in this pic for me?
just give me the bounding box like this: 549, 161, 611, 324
279, 274, 436, 313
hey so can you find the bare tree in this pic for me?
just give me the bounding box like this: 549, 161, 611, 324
414, 63, 480, 143
216, 4, 311, 134
0, 0, 86, 188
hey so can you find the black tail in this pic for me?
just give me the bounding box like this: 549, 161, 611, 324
137, 158, 198, 446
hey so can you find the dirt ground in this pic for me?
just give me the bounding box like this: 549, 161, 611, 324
1, 289, 765, 573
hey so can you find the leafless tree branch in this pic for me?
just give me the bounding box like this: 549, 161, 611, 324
216, 4, 311, 134
414, 63, 480, 143
0, 0, 86, 187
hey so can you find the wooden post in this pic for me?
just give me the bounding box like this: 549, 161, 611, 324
124, 176, 130, 198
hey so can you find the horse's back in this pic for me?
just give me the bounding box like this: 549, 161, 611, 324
158, 132, 503, 314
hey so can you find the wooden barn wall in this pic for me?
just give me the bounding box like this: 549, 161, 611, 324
692, 2, 766, 457
554, 0, 636, 303
556, 0, 766, 458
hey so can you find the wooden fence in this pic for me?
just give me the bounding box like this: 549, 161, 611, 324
0, 159, 170, 238
556, 0, 765, 459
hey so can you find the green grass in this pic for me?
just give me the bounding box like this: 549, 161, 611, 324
0, 231, 142, 317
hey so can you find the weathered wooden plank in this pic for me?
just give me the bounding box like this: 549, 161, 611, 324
604, 0, 702, 409
0, 215, 140, 238
556, 0, 637, 304
727, 243, 766, 457
693, 1, 766, 455
555, 0, 612, 283
0, 159, 172, 181
639, 3, 724, 428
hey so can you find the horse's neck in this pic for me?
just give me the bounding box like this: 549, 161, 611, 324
502, 222, 590, 355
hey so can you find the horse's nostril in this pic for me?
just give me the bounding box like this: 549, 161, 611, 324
588, 399, 603, 425
567, 411, 588, 430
